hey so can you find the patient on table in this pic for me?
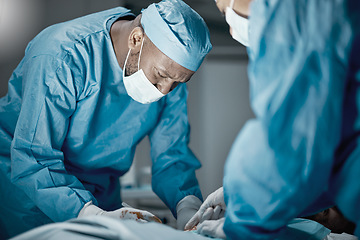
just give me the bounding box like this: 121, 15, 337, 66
10, 214, 356, 240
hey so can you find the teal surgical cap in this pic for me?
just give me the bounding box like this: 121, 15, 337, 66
141, 0, 212, 72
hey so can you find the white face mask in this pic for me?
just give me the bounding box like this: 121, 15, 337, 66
225, 0, 250, 47
122, 38, 165, 104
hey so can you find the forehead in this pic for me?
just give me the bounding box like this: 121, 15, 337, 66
144, 35, 194, 79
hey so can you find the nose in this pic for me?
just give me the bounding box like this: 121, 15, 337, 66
156, 79, 174, 95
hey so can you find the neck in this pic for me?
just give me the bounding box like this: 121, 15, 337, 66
110, 19, 133, 70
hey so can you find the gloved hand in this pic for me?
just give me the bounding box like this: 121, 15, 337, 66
197, 217, 226, 239
184, 187, 225, 231
78, 201, 162, 223
176, 195, 202, 230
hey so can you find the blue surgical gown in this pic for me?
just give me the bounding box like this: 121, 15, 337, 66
223, 0, 360, 239
0, 7, 202, 238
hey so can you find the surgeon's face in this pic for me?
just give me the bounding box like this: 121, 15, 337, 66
215, 0, 252, 18
126, 31, 194, 95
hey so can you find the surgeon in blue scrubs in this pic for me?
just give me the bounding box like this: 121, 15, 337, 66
0, 0, 212, 238
186, 0, 360, 239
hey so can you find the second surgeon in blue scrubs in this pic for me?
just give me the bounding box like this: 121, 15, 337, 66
186, 0, 360, 239
0, 0, 212, 238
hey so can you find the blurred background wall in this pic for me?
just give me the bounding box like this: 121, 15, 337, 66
0, 0, 254, 224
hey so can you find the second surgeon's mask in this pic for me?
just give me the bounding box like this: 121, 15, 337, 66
123, 38, 165, 104
225, 0, 250, 47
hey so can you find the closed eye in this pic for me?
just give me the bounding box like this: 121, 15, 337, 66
157, 70, 167, 79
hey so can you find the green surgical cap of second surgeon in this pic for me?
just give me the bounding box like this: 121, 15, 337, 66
141, 0, 212, 72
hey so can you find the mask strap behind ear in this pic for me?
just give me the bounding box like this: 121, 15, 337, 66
230, 0, 235, 9
137, 37, 145, 70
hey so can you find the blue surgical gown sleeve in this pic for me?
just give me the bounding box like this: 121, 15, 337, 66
149, 83, 202, 217
223, 0, 356, 239
10, 55, 96, 222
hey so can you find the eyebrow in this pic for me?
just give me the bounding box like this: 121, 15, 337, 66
155, 66, 175, 79
155, 66, 192, 83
